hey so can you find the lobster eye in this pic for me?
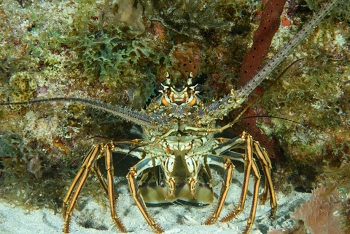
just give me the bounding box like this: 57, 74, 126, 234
194, 84, 202, 93
156, 83, 164, 92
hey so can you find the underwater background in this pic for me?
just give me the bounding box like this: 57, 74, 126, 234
0, 0, 349, 233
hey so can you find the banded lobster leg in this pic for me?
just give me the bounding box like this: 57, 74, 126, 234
205, 132, 276, 233
61, 143, 126, 233
62, 142, 137, 233
126, 157, 164, 233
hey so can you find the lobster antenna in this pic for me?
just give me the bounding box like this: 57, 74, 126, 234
237, 0, 340, 100
241, 115, 306, 127
228, 59, 302, 127
0, 97, 162, 128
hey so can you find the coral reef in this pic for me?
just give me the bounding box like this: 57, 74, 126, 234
169, 42, 203, 82
8, 71, 37, 102
141, 0, 234, 39
0, 0, 349, 232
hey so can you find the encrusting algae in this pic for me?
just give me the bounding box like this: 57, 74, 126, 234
0, 0, 349, 232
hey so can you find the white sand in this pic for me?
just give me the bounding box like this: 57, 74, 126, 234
0, 170, 311, 234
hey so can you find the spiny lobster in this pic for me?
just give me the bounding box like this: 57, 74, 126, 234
0, 0, 341, 233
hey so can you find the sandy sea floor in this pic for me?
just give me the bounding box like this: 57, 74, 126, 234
0, 169, 311, 234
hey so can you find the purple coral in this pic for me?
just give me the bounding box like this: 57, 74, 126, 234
292, 187, 345, 234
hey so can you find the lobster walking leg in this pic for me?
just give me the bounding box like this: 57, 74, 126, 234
62, 143, 126, 233
127, 158, 164, 233
206, 131, 273, 232
62, 144, 102, 233
253, 141, 277, 215
204, 158, 234, 225
104, 143, 127, 233
219, 132, 262, 234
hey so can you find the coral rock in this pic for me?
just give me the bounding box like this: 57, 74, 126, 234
114, 0, 145, 34
171, 43, 202, 80
293, 187, 345, 234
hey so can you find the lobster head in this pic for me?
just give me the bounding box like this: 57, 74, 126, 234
156, 72, 202, 107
